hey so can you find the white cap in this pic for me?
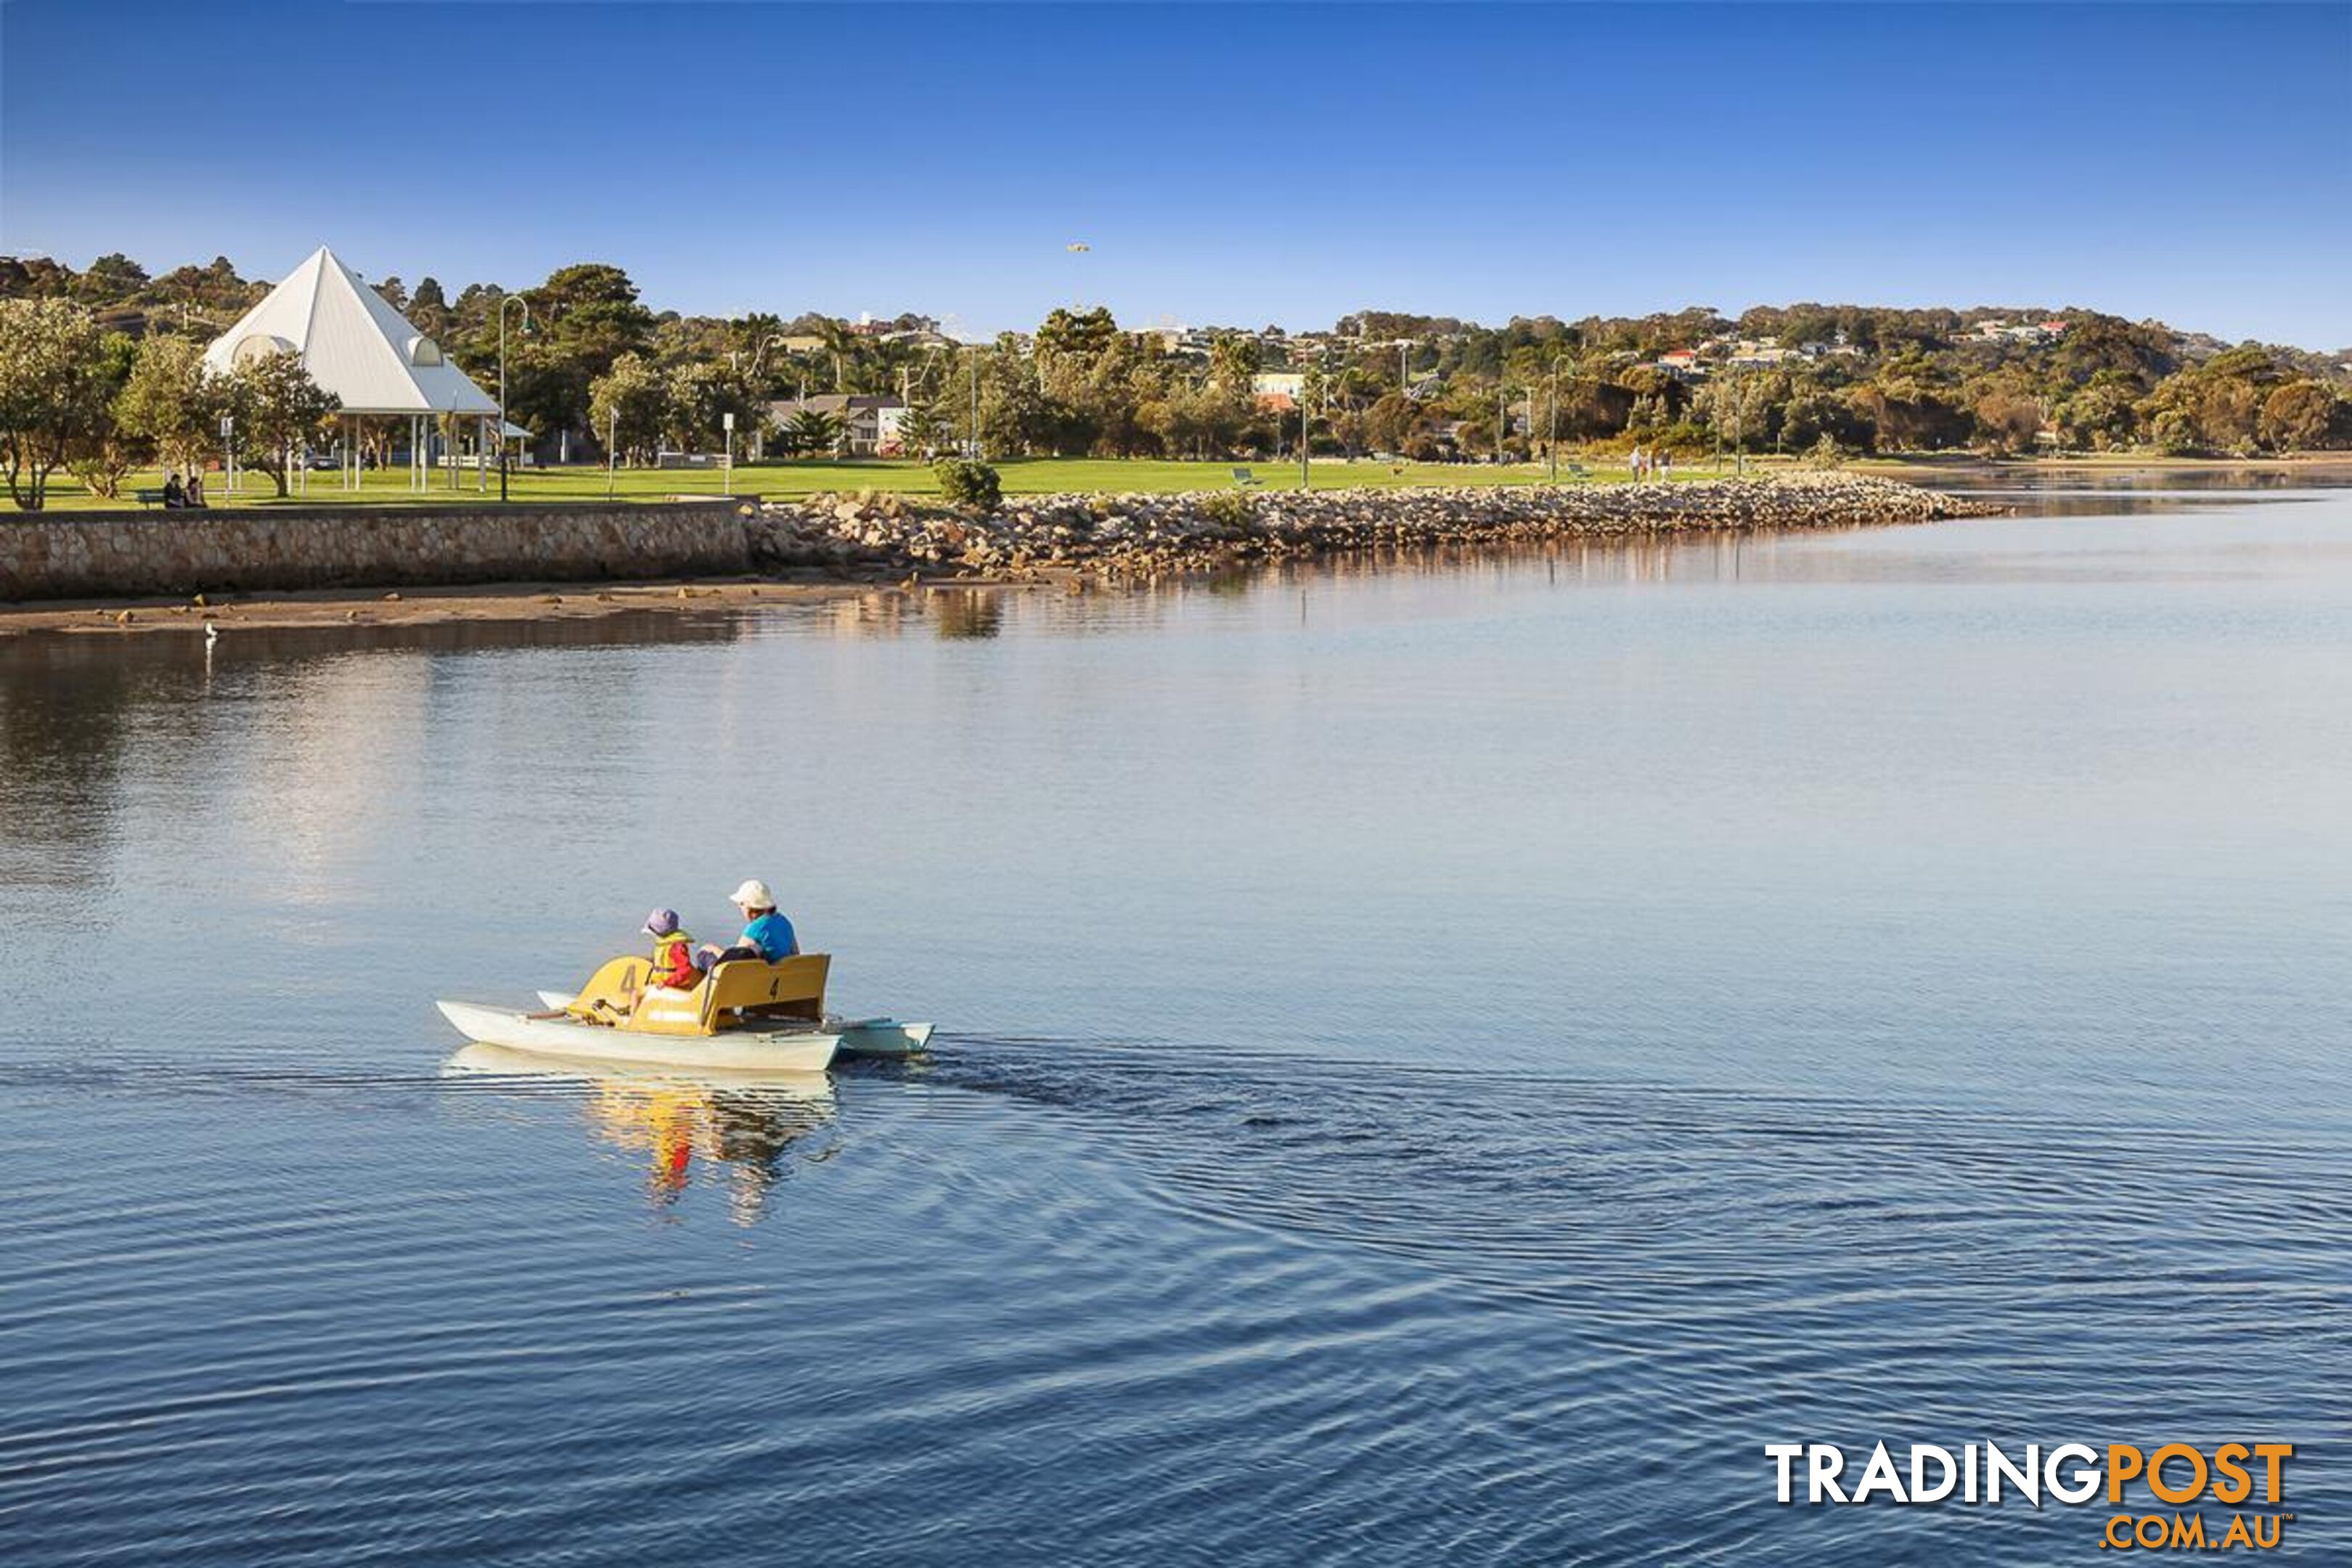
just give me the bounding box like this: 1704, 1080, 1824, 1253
730, 878, 775, 909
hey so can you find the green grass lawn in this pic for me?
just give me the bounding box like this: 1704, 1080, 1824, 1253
26, 453, 1756, 513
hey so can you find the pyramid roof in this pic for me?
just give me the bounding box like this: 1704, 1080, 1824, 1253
203, 246, 499, 417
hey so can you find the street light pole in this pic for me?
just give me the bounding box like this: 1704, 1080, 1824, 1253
748, 333, 783, 461
968, 348, 981, 460
1548, 359, 1562, 483
498, 295, 531, 504
1299, 392, 1311, 491
1731, 372, 1745, 478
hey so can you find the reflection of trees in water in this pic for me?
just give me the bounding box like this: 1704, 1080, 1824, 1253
0, 613, 748, 892
0, 637, 179, 890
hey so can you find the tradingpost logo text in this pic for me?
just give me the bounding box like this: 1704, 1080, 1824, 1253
1767, 1441, 2296, 1552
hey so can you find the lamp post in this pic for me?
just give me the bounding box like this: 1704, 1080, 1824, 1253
1730, 371, 1746, 478
497, 295, 531, 503
219, 412, 235, 498
1547, 358, 1564, 483
968, 348, 981, 460
1299, 390, 1311, 491
723, 411, 736, 497
747, 333, 783, 460
606, 406, 618, 499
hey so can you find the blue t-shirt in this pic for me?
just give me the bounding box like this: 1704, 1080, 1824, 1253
740, 912, 797, 961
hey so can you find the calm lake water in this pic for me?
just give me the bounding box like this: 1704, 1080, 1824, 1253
4, 476, 2349, 1564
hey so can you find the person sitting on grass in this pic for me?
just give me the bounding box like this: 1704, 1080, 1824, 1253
699, 879, 799, 968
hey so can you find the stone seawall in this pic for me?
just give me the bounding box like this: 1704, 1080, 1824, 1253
0, 500, 753, 602
749, 473, 2008, 581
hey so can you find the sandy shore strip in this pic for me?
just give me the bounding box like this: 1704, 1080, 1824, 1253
0, 576, 893, 638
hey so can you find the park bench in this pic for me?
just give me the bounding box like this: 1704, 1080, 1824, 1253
132, 488, 168, 508
1230, 467, 1262, 488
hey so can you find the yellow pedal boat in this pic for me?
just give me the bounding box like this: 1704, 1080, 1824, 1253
437, 952, 933, 1073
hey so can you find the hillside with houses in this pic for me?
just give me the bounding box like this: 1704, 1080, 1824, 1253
6, 250, 2349, 488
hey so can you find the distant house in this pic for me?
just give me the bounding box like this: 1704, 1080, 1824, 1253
1654, 349, 1708, 380
1252, 371, 1306, 409
766, 393, 910, 456
1971, 318, 2068, 346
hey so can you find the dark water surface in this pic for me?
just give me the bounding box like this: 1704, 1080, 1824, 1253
4, 481, 2350, 1564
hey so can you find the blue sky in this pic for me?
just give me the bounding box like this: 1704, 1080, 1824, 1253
4, 2, 2347, 347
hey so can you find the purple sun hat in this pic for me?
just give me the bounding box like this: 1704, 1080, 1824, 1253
643, 907, 682, 937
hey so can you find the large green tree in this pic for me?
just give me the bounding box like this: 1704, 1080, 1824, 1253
493, 263, 656, 444
2258, 380, 2345, 452
587, 352, 668, 466
65, 332, 139, 499
115, 333, 229, 476
226, 352, 341, 496
0, 298, 113, 509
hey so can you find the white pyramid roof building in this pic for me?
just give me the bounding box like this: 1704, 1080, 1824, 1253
204, 246, 499, 416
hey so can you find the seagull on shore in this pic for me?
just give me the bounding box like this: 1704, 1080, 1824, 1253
204, 621, 219, 645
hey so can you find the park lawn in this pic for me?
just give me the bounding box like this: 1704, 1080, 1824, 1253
25, 454, 1744, 513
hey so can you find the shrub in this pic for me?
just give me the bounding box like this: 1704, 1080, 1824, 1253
1196, 489, 1257, 531
934, 458, 1000, 511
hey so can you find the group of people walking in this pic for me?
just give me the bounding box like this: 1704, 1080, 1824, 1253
160, 471, 209, 509
1626, 446, 1675, 481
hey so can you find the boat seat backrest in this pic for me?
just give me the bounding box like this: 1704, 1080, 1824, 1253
698, 953, 830, 1028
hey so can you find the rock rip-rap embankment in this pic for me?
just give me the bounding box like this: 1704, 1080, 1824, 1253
746, 472, 2005, 581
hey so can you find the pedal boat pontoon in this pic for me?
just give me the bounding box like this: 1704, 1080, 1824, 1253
438, 952, 932, 1073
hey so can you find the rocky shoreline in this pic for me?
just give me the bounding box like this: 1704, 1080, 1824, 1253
746, 472, 2006, 583
0, 473, 2009, 636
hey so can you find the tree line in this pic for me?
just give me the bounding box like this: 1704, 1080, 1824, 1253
4, 251, 2348, 509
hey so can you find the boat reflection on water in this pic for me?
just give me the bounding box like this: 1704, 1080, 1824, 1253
442, 1043, 839, 1225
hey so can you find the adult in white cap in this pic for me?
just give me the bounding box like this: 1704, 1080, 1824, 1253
698, 878, 800, 968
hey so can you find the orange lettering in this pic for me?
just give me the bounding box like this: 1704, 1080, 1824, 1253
2107, 1445, 2144, 1504
2212, 1443, 2252, 1505
2146, 1444, 2207, 1506
2253, 1443, 2292, 1504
